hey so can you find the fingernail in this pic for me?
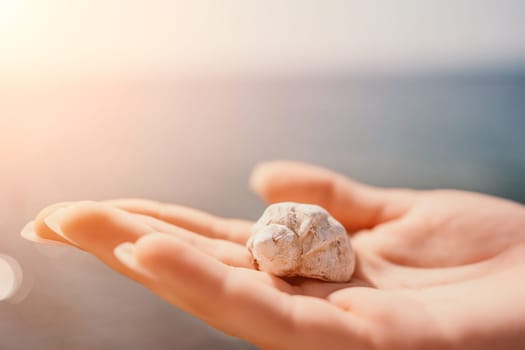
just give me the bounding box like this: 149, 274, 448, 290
20, 221, 71, 247
44, 208, 79, 245
114, 243, 158, 281
20, 221, 36, 241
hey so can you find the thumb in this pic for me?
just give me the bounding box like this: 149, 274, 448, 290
250, 161, 414, 231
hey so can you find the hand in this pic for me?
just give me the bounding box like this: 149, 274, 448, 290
21, 161, 525, 350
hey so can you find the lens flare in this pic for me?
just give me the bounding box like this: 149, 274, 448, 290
0, 254, 24, 302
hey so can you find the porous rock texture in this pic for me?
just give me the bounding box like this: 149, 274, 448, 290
247, 202, 355, 282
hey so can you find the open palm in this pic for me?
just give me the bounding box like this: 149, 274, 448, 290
22, 161, 525, 350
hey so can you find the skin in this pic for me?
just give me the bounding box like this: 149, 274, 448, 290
21, 161, 525, 350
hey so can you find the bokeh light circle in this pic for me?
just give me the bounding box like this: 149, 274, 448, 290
0, 254, 23, 301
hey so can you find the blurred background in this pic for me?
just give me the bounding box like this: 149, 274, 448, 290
1, 0, 524, 349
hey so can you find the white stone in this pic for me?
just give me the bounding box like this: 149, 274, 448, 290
247, 202, 355, 282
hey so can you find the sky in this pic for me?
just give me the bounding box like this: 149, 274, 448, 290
1, 0, 525, 79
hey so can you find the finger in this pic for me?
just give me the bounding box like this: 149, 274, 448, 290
118, 233, 368, 350
21, 220, 71, 247
130, 213, 253, 268
250, 160, 415, 230
120, 233, 296, 348
22, 201, 76, 245
43, 202, 252, 269
105, 199, 252, 244
43, 202, 154, 270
